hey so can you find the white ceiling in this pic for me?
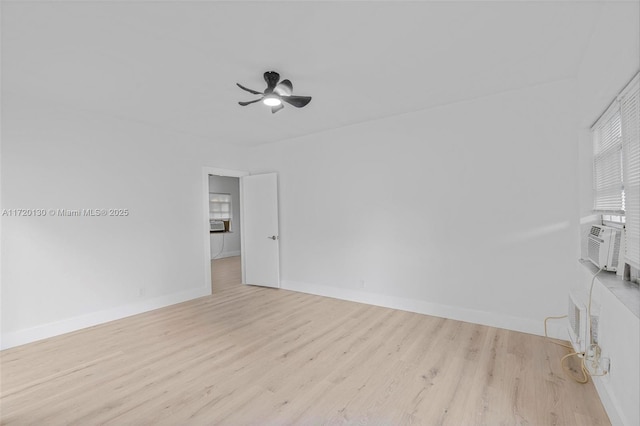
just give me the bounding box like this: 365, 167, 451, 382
2, 1, 605, 147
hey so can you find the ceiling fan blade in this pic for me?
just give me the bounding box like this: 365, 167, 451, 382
238, 98, 263, 106
274, 79, 293, 96
236, 83, 263, 95
271, 104, 284, 114
282, 95, 312, 108
263, 71, 280, 93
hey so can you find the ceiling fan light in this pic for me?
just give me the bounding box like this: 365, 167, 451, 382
263, 96, 282, 106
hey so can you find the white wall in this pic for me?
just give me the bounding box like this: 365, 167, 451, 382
8, 78, 581, 348
0, 94, 249, 349
247, 79, 579, 337
574, 3, 640, 425
208, 175, 241, 259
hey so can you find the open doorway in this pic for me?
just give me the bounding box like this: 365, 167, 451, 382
208, 174, 242, 293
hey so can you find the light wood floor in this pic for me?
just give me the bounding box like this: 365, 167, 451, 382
1, 265, 609, 425
211, 256, 242, 293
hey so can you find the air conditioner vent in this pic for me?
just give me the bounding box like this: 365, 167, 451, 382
588, 237, 600, 264
587, 225, 622, 271
568, 291, 588, 354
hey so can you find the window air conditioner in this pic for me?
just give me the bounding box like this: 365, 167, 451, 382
587, 225, 622, 272
210, 220, 225, 232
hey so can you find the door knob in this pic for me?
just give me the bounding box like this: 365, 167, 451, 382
267, 235, 278, 240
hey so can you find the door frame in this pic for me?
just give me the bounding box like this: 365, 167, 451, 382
202, 167, 249, 292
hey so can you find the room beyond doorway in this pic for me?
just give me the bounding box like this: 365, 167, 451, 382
208, 173, 243, 294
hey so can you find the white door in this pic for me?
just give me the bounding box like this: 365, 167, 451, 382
241, 173, 280, 288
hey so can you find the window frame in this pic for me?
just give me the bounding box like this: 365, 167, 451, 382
591, 72, 640, 280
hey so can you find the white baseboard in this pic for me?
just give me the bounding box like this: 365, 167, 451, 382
212, 250, 241, 260
0, 286, 211, 350
592, 376, 627, 426
281, 280, 566, 339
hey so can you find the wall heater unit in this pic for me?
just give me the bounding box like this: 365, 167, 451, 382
588, 225, 622, 272
567, 291, 589, 354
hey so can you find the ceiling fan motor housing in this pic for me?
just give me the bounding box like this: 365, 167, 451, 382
237, 71, 312, 113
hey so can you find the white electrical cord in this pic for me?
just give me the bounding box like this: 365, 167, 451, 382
587, 266, 605, 347
584, 266, 609, 377
212, 233, 225, 259
544, 265, 608, 383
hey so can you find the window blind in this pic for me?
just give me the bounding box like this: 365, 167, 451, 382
210, 193, 232, 220
593, 106, 624, 213
621, 74, 640, 269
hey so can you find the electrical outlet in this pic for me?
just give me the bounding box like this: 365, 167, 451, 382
359, 279, 365, 289
138, 287, 146, 297
585, 344, 609, 376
